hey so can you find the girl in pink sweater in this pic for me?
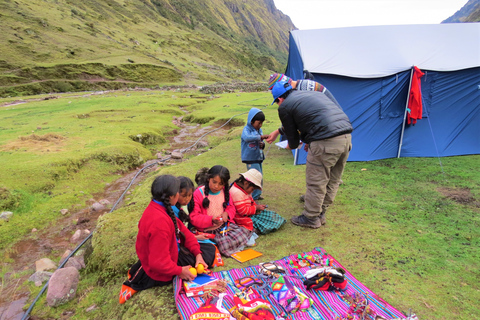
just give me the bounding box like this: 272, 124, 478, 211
190, 165, 252, 256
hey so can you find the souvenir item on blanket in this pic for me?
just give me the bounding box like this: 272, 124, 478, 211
213, 223, 252, 256
212, 245, 225, 267
183, 274, 227, 297
336, 292, 376, 320
303, 267, 348, 291
271, 275, 312, 313
259, 262, 285, 278
230, 288, 276, 320
189, 293, 233, 320
251, 209, 286, 235
234, 276, 264, 290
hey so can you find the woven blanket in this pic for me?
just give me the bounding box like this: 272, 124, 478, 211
174, 247, 407, 320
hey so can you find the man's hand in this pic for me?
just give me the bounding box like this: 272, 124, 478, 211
304, 143, 309, 151
266, 129, 280, 144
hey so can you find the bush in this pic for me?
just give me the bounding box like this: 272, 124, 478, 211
0, 187, 21, 211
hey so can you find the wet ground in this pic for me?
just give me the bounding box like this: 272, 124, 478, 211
0, 113, 232, 320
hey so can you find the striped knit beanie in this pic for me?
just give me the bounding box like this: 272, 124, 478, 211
268, 73, 292, 90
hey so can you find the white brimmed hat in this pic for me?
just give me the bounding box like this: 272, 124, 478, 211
240, 169, 262, 190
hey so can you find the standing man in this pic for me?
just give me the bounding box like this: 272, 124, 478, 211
267, 82, 353, 228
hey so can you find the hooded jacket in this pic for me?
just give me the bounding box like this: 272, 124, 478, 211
278, 90, 353, 149
241, 108, 264, 163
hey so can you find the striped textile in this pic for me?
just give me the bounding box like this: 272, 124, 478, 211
174, 247, 407, 320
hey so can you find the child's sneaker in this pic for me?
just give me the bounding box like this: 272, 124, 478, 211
119, 284, 137, 304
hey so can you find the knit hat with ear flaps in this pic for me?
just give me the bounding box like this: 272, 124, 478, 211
268, 73, 292, 90
240, 169, 262, 190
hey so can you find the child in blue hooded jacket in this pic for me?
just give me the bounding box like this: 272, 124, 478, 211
241, 108, 269, 200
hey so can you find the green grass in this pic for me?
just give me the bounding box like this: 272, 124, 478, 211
1, 90, 479, 319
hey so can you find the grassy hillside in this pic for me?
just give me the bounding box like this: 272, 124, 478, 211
0, 0, 294, 97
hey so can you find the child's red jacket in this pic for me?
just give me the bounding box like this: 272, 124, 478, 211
136, 201, 201, 282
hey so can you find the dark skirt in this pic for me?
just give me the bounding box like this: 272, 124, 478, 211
124, 242, 216, 291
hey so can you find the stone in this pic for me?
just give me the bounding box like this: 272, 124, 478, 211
70, 229, 90, 243
60, 209, 69, 215
171, 151, 183, 159
64, 256, 85, 270
35, 258, 57, 272
59, 250, 72, 265
0, 211, 13, 221
196, 140, 209, 148
91, 202, 105, 211
46, 267, 79, 307
156, 152, 162, 159
32, 228, 37, 232
99, 199, 110, 205
28, 271, 53, 286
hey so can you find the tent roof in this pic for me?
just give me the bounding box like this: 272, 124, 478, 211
291, 23, 480, 78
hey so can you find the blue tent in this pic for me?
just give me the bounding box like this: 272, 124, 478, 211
283, 24, 480, 163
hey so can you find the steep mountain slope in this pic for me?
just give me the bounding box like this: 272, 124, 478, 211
0, 0, 295, 96
442, 0, 480, 22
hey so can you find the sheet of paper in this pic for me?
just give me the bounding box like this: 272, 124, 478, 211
275, 140, 288, 148
275, 140, 303, 149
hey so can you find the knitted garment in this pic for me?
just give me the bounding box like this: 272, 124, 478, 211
190, 186, 236, 232
230, 182, 257, 231
296, 79, 326, 93
268, 73, 292, 90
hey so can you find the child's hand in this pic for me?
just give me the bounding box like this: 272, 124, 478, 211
195, 234, 208, 241
195, 254, 208, 270
212, 216, 223, 227
221, 211, 228, 222
180, 266, 196, 281
256, 204, 267, 211
261, 134, 269, 140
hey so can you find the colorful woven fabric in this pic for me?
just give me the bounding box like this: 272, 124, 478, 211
174, 247, 408, 320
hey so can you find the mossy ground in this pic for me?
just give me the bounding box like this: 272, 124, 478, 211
1, 90, 479, 319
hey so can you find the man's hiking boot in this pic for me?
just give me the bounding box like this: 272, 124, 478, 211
291, 214, 321, 229
299, 195, 305, 202
319, 213, 326, 225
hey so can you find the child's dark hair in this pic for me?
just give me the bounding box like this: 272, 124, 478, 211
202, 165, 230, 210
151, 175, 182, 237
195, 167, 209, 187
233, 175, 257, 191
251, 111, 265, 124
176, 176, 195, 223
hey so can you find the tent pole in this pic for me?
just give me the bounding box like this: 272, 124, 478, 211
397, 67, 414, 158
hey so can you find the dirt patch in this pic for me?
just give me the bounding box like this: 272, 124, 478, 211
437, 187, 479, 207
1, 133, 65, 153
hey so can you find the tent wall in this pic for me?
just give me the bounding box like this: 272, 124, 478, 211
290, 68, 480, 163
400, 67, 480, 158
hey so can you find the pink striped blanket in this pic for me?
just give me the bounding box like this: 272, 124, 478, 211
174, 247, 409, 320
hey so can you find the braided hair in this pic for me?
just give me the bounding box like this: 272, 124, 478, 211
151, 175, 182, 239
176, 176, 195, 223
202, 165, 230, 210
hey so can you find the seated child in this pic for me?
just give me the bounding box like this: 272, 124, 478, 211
230, 169, 286, 237
119, 175, 215, 304
190, 165, 252, 256
173, 176, 212, 242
